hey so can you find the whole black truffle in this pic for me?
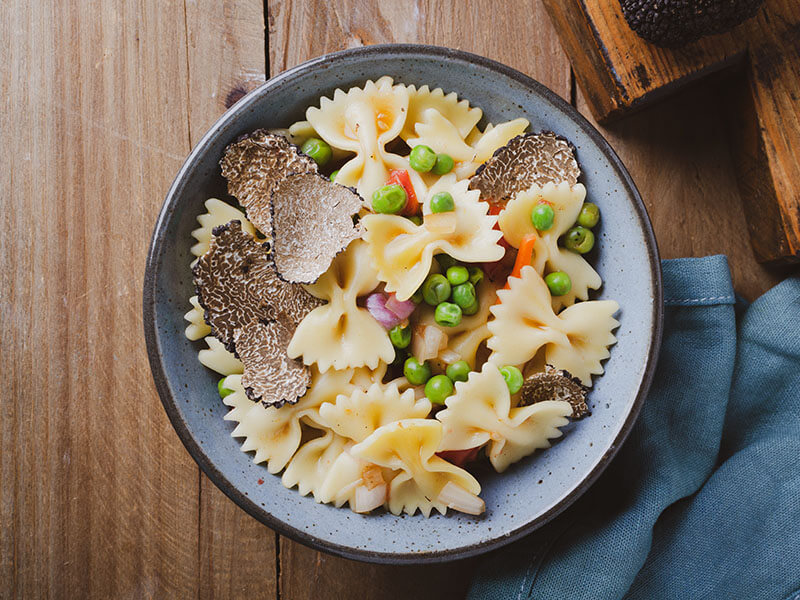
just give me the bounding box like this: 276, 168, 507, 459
619, 0, 764, 48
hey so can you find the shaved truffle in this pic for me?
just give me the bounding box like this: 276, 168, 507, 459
271, 172, 363, 283
519, 364, 589, 418
469, 132, 580, 204
219, 130, 318, 237
235, 319, 311, 406
192, 220, 322, 353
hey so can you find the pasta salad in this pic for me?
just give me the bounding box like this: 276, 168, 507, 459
185, 77, 619, 517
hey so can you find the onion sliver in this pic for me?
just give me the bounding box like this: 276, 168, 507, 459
353, 483, 387, 513
437, 481, 485, 515
365, 292, 402, 329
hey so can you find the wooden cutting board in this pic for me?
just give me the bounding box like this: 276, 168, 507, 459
543, 0, 800, 265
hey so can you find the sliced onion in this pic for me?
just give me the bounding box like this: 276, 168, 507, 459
385, 293, 416, 320
439, 348, 461, 364
365, 292, 402, 329
353, 483, 387, 513
437, 481, 485, 515
424, 212, 457, 234
413, 324, 447, 362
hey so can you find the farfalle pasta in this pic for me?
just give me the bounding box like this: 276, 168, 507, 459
185, 79, 620, 517
287, 239, 395, 371
498, 182, 601, 308
487, 265, 619, 385
437, 363, 572, 472
362, 176, 504, 300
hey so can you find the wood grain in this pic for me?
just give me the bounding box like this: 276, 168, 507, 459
1, 1, 791, 599
543, 0, 800, 265
0, 0, 270, 598
268, 1, 569, 598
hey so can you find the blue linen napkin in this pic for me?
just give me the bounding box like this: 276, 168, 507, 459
468, 256, 800, 600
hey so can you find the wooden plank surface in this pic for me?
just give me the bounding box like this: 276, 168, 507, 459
0, 1, 789, 599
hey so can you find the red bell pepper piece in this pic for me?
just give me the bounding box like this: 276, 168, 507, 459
437, 446, 482, 468
387, 169, 419, 215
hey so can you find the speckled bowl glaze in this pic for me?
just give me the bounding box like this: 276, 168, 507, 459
144, 45, 663, 564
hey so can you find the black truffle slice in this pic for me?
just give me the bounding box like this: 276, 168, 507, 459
219, 130, 318, 237
192, 220, 322, 353
469, 132, 580, 204
235, 318, 311, 406
519, 364, 590, 418
619, 0, 764, 48
271, 172, 363, 284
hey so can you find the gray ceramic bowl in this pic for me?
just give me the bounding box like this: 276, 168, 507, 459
144, 45, 662, 564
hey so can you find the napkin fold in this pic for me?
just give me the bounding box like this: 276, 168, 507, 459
468, 256, 800, 600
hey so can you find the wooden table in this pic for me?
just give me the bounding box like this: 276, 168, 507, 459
2, 1, 791, 598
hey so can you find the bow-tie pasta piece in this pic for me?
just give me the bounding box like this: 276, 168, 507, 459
219, 131, 318, 237
498, 182, 601, 308
362, 176, 505, 300
198, 336, 243, 376
282, 429, 351, 500
190, 198, 256, 265
436, 363, 572, 472
453, 118, 530, 179
185, 295, 211, 341
402, 84, 483, 141
488, 266, 619, 386
469, 132, 581, 203
352, 419, 484, 516
406, 108, 476, 162
318, 382, 432, 442
306, 77, 409, 201
220, 367, 362, 473
288, 239, 395, 371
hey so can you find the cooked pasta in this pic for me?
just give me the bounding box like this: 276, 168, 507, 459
186, 78, 620, 517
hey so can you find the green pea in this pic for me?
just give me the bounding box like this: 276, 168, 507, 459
431, 153, 455, 175
300, 138, 332, 166
372, 183, 407, 214
545, 271, 572, 296
435, 301, 462, 327
329, 169, 339, 182
446, 265, 469, 286
425, 374, 454, 404
422, 273, 451, 306
461, 299, 479, 315
451, 282, 476, 309
468, 266, 484, 286
435, 254, 458, 271
410, 288, 424, 304
218, 377, 234, 398
531, 202, 555, 231
430, 191, 455, 213
564, 226, 595, 254
446, 360, 470, 383
409, 144, 437, 172
408, 215, 423, 226
577, 202, 600, 228
389, 324, 411, 349
404, 357, 432, 386
500, 365, 524, 394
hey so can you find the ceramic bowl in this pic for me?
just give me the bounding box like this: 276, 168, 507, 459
144, 44, 662, 564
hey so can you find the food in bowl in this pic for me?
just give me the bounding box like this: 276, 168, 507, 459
184, 77, 619, 517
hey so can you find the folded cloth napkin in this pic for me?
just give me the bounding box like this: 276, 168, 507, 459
468, 256, 800, 600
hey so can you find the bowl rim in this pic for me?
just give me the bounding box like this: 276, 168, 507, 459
143, 43, 663, 564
